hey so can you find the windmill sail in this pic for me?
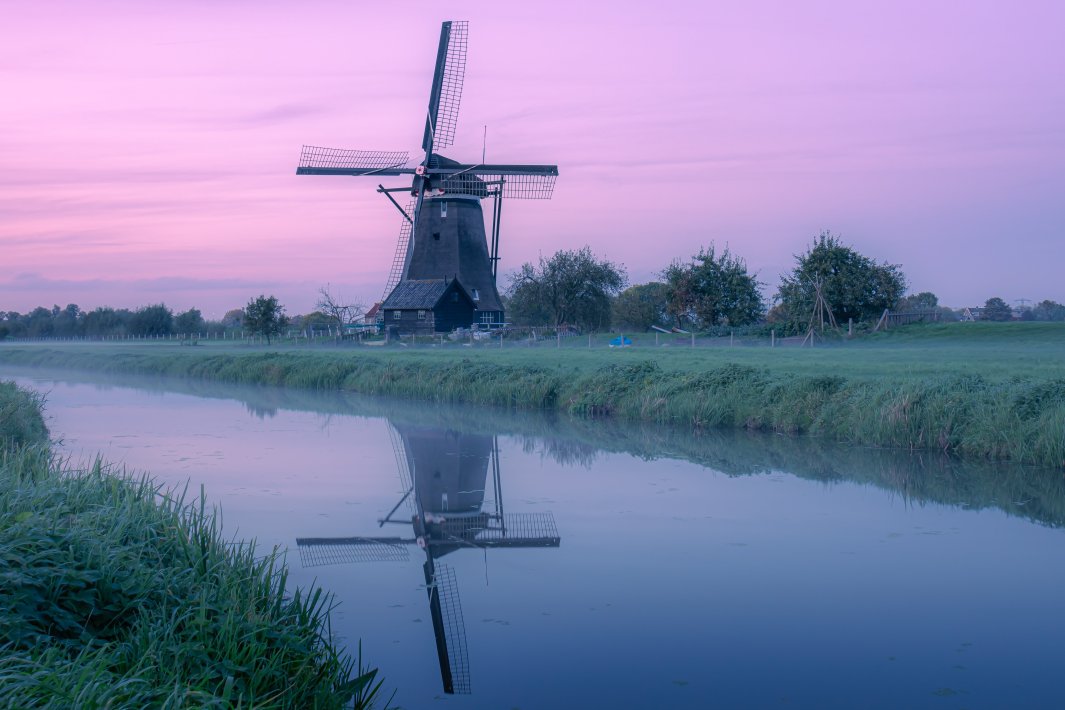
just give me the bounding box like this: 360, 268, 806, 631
423, 21, 468, 153
440, 168, 558, 199
295, 537, 410, 567
382, 201, 416, 301
425, 560, 471, 694
297, 146, 410, 175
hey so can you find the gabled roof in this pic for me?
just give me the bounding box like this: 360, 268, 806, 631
382, 279, 474, 310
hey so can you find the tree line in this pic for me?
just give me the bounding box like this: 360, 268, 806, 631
4, 232, 1062, 341
0, 296, 299, 343
504, 231, 1065, 332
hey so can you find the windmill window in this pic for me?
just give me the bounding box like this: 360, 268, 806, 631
433, 232, 440, 241
417, 310, 426, 320
440, 202, 447, 218
472, 288, 480, 301
393, 311, 401, 320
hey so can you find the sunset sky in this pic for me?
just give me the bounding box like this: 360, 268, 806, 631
3, 1, 1063, 317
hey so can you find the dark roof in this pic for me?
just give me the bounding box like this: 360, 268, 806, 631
381, 280, 449, 310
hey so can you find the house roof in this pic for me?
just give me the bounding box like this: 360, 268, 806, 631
382, 280, 448, 310
364, 302, 381, 318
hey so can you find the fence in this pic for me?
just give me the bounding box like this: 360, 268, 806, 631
873, 309, 941, 332
3, 326, 856, 350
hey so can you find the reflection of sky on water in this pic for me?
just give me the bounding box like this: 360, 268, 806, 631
6, 367, 1065, 709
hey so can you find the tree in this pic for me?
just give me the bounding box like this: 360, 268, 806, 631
221, 309, 245, 329
82, 307, 132, 337
244, 295, 288, 344
897, 291, 938, 311
53, 304, 81, 337
982, 297, 1013, 322
130, 304, 173, 336
1031, 300, 1065, 321
174, 308, 205, 335
776, 232, 906, 325
506, 247, 627, 329
315, 285, 364, 334
612, 282, 670, 331
663, 245, 764, 328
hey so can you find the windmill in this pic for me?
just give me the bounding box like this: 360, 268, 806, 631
296, 21, 558, 330
296, 422, 561, 695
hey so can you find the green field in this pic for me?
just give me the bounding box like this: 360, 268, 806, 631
0, 384, 384, 708
2, 322, 1064, 467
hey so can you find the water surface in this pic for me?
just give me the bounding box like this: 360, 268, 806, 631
6, 367, 1064, 709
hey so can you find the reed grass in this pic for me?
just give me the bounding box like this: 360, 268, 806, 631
2, 322, 1063, 467
0, 384, 386, 709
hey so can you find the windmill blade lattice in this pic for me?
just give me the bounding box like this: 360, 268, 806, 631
299, 146, 409, 172
442, 171, 557, 199
382, 201, 416, 301
431, 21, 468, 151
295, 537, 410, 567
428, 562, 471, 694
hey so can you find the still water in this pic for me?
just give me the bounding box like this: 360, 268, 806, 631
6, 367, 1065, 709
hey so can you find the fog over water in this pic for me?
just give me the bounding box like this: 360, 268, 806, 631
6, 366, 1065, 709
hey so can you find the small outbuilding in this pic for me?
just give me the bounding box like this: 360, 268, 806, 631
381, 278, 476, 336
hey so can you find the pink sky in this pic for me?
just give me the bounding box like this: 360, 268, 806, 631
3, 0, 1063, 317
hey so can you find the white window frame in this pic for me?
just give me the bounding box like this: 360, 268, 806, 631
472, 288, 480, 302
440, 201, 447, 218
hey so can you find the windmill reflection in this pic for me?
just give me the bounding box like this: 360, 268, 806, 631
295, 423, 561, 695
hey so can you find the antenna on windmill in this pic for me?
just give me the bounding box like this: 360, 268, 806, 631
296, 20, 558, 331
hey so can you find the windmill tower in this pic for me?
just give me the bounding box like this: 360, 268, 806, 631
296, 422, 561, 695
296, 21, 558, 330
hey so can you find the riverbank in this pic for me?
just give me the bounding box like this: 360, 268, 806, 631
2, 322, 1063, 467
0, 383, 383, 708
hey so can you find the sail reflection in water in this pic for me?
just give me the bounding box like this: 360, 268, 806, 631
296, 423, 561, 695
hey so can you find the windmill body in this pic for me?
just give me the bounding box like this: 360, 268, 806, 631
296, 21, 557, 332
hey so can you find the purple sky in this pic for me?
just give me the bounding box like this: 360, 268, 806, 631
3, 1, 1063, 317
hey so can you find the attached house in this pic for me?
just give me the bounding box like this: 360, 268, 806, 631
380, 279, 476, 336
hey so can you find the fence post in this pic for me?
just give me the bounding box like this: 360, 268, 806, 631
771, 329, 776, 348
848, 318, 853, 336
557, 328, 560, 348
730, 330, 734, 347
588, 333, 592, 349
691, 331, 695, 349
655, 332, 659, 347
499, 331, 503, 349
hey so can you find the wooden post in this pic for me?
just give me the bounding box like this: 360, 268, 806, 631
848, 318, 853, 336
771, 329, 775, 348
557, 328, 560, 348
730, 330, 734, 347
588, 333, 592, 349
691, 331, 695, 349
655, 332, 659, 347
500, 331, 503, 349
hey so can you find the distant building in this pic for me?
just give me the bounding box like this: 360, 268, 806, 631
363, 302, 382, 326
960, 307, 984, 322
381, 279, 476, 336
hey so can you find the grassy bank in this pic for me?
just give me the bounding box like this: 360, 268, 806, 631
0, 381, 47, 450
2, 322, 1064, 467
0, 383, 383, 708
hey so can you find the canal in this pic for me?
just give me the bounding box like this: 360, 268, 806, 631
6, 366, 1064, 709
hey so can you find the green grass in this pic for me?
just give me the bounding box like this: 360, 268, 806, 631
0, 380, 47, 450
0, 384, 387, 709
2, 321, 1064, 467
